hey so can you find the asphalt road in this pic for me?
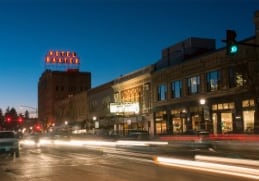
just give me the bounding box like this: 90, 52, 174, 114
0, 141, 258, 181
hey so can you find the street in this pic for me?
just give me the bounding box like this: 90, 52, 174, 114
0, 138, 258, 181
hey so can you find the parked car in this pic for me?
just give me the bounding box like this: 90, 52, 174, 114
0, 131, 20, 157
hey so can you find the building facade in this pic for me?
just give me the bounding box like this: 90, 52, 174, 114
111, 66, 153, 136
54, 91, 88, 128
87, 81, 115, 135
39, 11, 259, 136
152, 11, 259, 135
38, 69, 91, 130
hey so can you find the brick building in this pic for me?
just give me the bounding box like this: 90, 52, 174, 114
38, 68, 91, 130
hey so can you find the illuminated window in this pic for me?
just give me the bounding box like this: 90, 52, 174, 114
187, 76, 200, 95
157, 84, 167, 101
212, 104, 217, 111
171, 80, 182, 98
155, 111, 167, 135
243, 110, 255, 133
242, 99, 255, 107
229, 66, 247, 88
221, 113, 233, 134
229, 103, 234, 109
206, 70, 220, 92
218, 104, 223, 110
212, 102, 235, 111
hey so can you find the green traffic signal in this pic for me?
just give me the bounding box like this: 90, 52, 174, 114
226, 30, 238, 56
229, 44, 238, 55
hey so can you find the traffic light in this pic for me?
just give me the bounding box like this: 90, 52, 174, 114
226, 30, 238, 55
17, 117, 23, 124
5, 116, 11, 123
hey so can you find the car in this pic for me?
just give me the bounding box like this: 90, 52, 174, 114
0, 131, 20, 157
127, 130, 150, 140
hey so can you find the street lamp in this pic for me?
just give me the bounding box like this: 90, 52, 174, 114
199, 99, 206, 105
199, 98, 206, 130
92, 116, 97, 135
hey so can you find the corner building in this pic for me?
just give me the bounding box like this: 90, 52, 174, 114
152, 11, 259, 135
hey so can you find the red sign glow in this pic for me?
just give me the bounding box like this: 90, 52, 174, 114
45, 50, 80, 65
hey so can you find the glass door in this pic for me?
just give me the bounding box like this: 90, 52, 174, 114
221, 112, 233, 134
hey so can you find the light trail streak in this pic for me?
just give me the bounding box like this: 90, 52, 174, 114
195, 155, 259, 167
154, 156, 259, 180
116, 140, 168, 146
21, 138, 168, 148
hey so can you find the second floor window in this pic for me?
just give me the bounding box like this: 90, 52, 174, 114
171, 80, 182, 98
157, 84, 167, 101
229, 66, 247, 88
187, 76, 200, 95
207, 70, 220, 92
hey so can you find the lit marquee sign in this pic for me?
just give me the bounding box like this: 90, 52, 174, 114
110, 102, 140, 114
45, 50, 80, 65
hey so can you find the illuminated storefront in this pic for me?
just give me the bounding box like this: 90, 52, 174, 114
154, 111, 167, 135
154, 98, 256, 136
242, 99, 255, 133
211, 102, 235, 134
170, 109, 187, 134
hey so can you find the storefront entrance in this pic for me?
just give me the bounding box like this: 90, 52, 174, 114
221, 112, 233, 134
212, 112, 233, 134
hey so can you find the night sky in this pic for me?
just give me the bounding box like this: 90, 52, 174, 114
0, 0, 258, 114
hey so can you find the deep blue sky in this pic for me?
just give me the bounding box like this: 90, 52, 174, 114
0, 0, 258, 114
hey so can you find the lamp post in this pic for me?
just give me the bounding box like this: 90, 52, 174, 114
199, 99, 206, 130
92, 116, 96, 135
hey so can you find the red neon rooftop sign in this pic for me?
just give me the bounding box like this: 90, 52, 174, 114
45, 50, 80, 65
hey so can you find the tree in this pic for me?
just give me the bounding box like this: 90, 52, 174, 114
3, 107, 18, 130
9, 107, 18, 118
25, 110, 29, 119
0, 109, 3, 129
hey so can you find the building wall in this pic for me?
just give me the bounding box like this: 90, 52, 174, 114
54, 91, 88, 127
38, 69, 91, 129
87, 81, 115, 135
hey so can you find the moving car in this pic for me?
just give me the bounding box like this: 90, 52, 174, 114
0, 131, 20, 157
127, 130, 150, 140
